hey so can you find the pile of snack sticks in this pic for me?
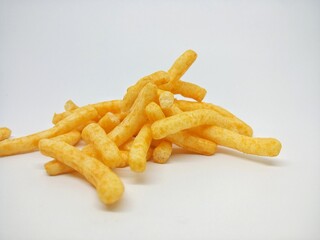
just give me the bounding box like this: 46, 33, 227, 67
0, 50, 281, 205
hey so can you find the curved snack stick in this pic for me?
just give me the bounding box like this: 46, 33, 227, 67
152, 140, 172, 164
158, 90, 175, 109
98, 112, 121, 133
53, 100, 121, 125
108, 83, 158, 146
0, 106, 98, 157
145, 102, 216, 155
170, 80, 207, 102
82, 123, 123, 168
192, 126, 282, 157
0, 127, 11, 141
129, 124, 152, 172
50, 130, 81, 145
175, 100, 253, 136
39, 139, 124, 205
151, 109, 249, 139
64, 100, 78, 111
121, 71, 170, 112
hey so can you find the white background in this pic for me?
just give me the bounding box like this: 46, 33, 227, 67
1, 1, 320, 239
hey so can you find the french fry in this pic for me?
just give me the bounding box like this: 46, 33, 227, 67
0, 127, 11, 141
175, 100, 253, 136
98, 112, 121, 133
158, 90, 175, 109
151, 109, 250, 139
145, 102, 216, 155
192, 126, 282, 156
152, 140, 172, 164
39, 139, 124, 205
129, 124, 152, 172
121, 71, 170, 112
170, 80, 207, 102
64, 100, 78, 111
0, 106, 98, 157
108, 83, 158, 146
82, 123, 123, 168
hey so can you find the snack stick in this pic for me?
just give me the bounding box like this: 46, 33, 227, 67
108, 83, 158, 146
158, 90, 175, 109
166, 131, 216, 155
145, 102, 166, 122
162, 102, 183, 116
92, 100, 122, 116
82, 123, 123, 168
175, 100, 253, 136
64, 100, 78, 111
119, 139, 134, 151
192, 126, 282, 156
0, 127, 11, 141
152, 109, 250, 139
145, 102, 216, 155
53, 100, 121, 125
39, 139, 124, 205
98, 112, 121, 133
170, 80, 207, 102
152, 140, 172, 164
50, 130, 81, 146
0, 106, 98, 157
160, 50, 197, 91
129, 124, 152, 172
121, 71, 170, 112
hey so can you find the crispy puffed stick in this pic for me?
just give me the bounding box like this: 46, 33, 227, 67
0, 106, 98, 157
152, 109, 250, 139
158, 90, 175, 109
175, 100, 253, 136
82, 123, 123, 168
39, 139, 124, 204
119, 139, 134, 151
192, 126, 282, 156
145, 102, 216, 155
170, 80, 207, 102
50, 130, 81, 145
0, 127, 11, 141
121, 71, 170, 112
52, 100, 121, 124
98, 112, 121, 133
108, 83, 158, 146
128, 124, 152, 172
64, 100, 78, 111
160, 50, 197, 91
152, 140, 172, 164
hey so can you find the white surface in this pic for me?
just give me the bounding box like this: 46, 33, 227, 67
1, 1, 320, 240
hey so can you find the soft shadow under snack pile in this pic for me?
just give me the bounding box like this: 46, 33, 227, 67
0, 50, 282, 205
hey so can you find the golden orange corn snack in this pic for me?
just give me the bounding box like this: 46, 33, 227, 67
0, 127, 11, 141
175, 100, 253, 136
171, 80, 207, 102
159, 90, 175, 109
0, 106, 98, 156
151, 109, 250, 139
39, 139, 124, 204
64, 100, 78, 111
82, 123, 123, 168
121, 71, 170, 112
129, 124, 152, 172
98, 112, 121, 133
50, 130, 81, 146
152, 140, 172, 164
108, 83, 157, 146
192, 126, 282, 156
145, 101, 217, 155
